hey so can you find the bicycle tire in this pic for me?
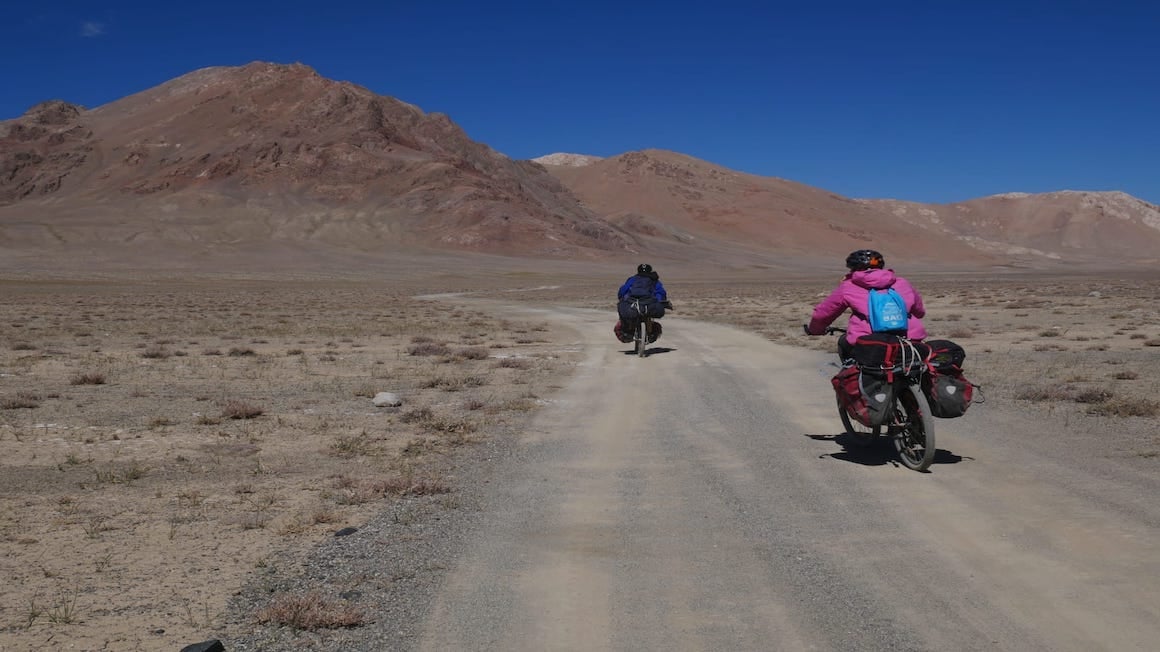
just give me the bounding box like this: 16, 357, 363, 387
893, 383, 936, 471
636, 320, 648, 357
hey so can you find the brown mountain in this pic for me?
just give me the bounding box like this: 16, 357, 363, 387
0, 62, 629, 269
863, 192, 1160, 265
540, 150, 1160, 270
4, 62, 1157, 276
537, 149, 999, 270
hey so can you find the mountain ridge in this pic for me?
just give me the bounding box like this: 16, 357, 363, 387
2, 62, 1157, 275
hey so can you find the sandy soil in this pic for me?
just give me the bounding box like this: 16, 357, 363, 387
0, 281, 580, 650
1, 271, 1157, 650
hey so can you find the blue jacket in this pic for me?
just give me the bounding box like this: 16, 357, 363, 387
618, 274, 667, 302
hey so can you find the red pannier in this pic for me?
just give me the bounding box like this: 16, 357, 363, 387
920, 339, 978, 418
613, 320, 633, 343
832, 365, 896, 428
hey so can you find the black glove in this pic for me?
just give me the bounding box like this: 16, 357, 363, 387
802, 324, 812, 336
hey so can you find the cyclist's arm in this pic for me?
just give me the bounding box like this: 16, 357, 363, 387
806, 285, 848, 335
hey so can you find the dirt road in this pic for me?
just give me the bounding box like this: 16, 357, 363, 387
418, 305, 1160, 651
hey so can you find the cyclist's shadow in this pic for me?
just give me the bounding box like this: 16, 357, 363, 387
805, 433, 967, 468
621, 346, 677, 356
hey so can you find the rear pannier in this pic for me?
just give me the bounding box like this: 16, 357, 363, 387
832, 365, 896, 428
919, 338, 979, 418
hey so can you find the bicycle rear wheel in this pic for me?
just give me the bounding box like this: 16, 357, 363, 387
893, 384, 936, 471
837, 397, 879, 447
636, 320, 648, 357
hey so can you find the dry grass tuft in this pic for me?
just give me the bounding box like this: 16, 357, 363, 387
369, 475, 452, 496
140, 345, 171, 359
222, 399, 264, 420
255, 591, 365, 630
408, 342, 451, 357
1087, 397, 1160, 417
1, 392, 42, 409
451, 346, 489, 361
70, 372, 107, 385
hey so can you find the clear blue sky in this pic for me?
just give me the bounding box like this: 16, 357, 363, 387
4, 1, 1158, 204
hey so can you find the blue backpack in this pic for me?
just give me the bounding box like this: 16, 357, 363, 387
627, 275, 656, 299
868, 288, 908, 333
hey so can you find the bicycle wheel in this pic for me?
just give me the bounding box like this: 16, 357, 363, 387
893, 383, 936, 471
636, 320, 648, 357
836, 397, 879, 447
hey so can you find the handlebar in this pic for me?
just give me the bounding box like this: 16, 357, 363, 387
802, 324, 845, 335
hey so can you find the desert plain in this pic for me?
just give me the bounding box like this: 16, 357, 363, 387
1, 263, 1157, 651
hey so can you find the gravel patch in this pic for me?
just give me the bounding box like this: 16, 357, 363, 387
220, 430, 527, 651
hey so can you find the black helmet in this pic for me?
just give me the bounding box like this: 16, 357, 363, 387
845, 249, 885, 271
637, 263, 653, 274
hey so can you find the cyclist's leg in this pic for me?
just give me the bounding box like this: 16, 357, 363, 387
837, 336, 854, 363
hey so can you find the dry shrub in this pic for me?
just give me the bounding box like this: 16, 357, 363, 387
1038, 329, 1062, 338
1087, 398, 1160, 418
495, 357, 530, 369
141, 345, 170, 359
947, 328, 974, 339
369, 475, 451, 496
408, 342, 450, 357
1072, 388, 1114, 404
222, 399, 263, 420
422, 375, 486, 391
11, 341, 37, 351
1110, 371, 1139, 380
69, 372, 107, 385
330, 433, 374, 459
399, 407, 434, 424
451, 346, 489, 361
255, 591, 365, 630
1, 392, 41, 409
1129, 334, 1147, 340
1145, 339, 1160, 347
228, 347, 256, 356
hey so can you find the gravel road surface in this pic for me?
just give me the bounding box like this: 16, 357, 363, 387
228, 303, 1160, 651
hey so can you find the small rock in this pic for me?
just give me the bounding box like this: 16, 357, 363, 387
1088, 291, 1102, 298
180, 640, 225, 652
373, 392, 402, 407
334, 526, 358, 537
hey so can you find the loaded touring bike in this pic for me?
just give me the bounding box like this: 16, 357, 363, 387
827, 327, 936, 472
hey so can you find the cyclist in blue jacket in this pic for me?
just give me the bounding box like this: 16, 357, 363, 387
617, 264, 670, 339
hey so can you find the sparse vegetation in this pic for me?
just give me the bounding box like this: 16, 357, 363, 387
222, 399, 264, 420
255, 591, 366, 630
70, 371, 107, 385
0, 276, 1155, 650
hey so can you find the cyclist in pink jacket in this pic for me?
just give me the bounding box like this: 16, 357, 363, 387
804, 249, 927, 360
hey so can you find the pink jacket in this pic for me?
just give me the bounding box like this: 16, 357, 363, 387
807, 268, 927, 345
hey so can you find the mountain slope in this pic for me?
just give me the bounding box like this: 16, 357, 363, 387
864, 192, 1160, 264
0, 62, 629, 261
542, 149, 999, 268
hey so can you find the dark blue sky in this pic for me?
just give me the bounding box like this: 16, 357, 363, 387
4, 1, 1158, 204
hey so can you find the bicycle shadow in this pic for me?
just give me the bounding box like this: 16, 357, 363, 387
805, 433, 968, 468
621, 346, 677, 357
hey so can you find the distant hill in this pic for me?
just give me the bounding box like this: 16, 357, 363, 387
862, 191, 1160, 264
0, 62, 630, 267
540, 149, 1000, 269
3, 62, 1157, 276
